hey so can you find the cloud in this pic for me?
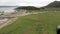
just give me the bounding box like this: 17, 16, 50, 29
0, 0, 19, 6
18, 0, 55, 7
0, 0, 55, 7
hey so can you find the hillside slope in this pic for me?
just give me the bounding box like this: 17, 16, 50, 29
15, 6, 40, 11
45, 1, 60, 8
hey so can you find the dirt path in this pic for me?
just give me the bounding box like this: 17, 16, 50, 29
0, 17, 18, 29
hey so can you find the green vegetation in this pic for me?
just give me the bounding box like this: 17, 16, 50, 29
0, 11, 60, 34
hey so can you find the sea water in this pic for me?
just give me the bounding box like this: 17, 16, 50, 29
0, 6, 18, 23
0, 6, 18, 12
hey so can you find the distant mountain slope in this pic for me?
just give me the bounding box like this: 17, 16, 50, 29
15, 6, 40, 10
45, 1, 60, 8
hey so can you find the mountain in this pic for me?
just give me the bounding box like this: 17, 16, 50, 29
15, 6, 40, 10
15, 1, 60, 10
45, 1, 60, 8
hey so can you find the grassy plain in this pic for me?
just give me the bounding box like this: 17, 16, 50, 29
0, 10, 60, 34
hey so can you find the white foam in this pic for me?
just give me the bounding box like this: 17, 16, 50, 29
0, 18, 8, 24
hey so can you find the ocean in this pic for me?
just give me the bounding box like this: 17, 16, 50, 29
0, 6, 19, 22
0, 6, 18, 12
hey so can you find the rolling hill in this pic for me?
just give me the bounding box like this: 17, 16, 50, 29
45, 1, 60, 8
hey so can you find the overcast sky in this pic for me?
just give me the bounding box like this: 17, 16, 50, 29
0, 0, 60, 7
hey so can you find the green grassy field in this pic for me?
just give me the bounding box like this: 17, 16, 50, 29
0, 11, 60, 34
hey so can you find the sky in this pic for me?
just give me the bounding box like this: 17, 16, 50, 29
0, 0, 60, 7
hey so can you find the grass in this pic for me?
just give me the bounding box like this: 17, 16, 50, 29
0, 11, 60, 34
